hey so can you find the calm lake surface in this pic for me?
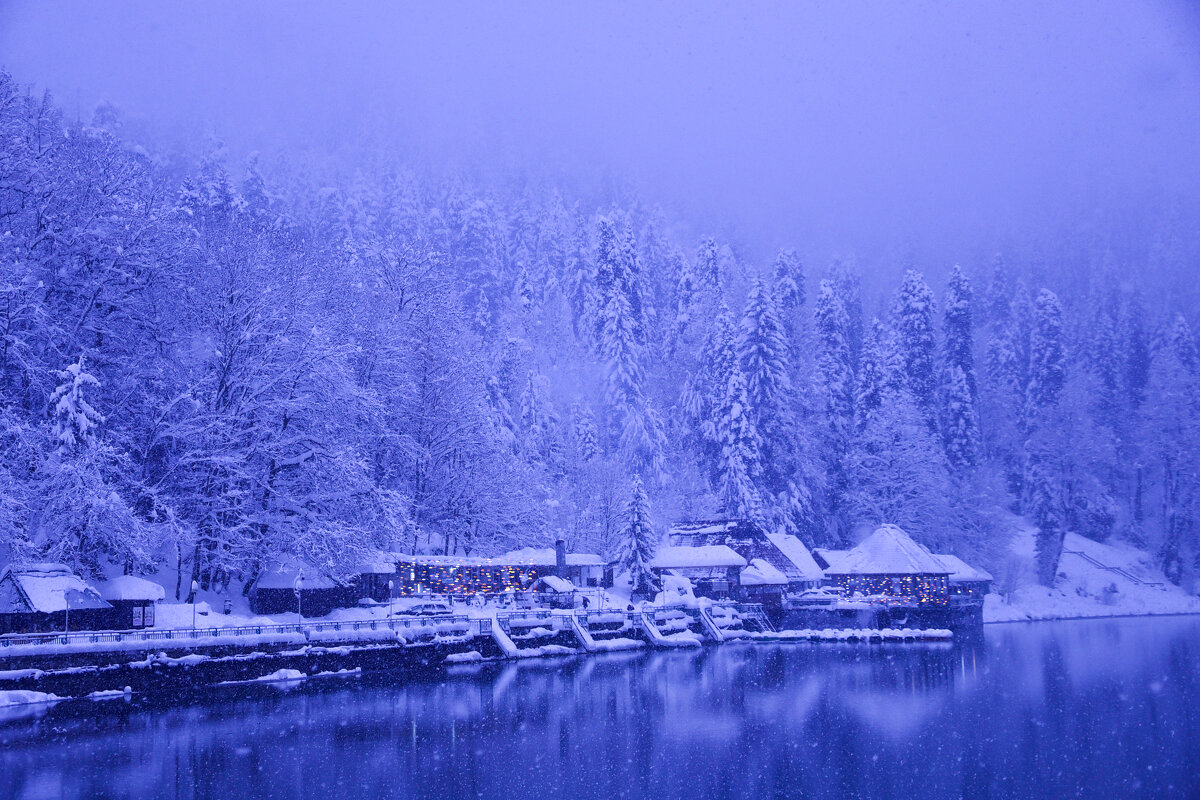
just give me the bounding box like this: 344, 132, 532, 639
1, 616, 1198, 800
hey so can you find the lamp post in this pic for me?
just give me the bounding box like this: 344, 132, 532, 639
388, 580, 394, 625
191, 580, 198, 634
64, 592, 70, 635
294, 569, 303, 628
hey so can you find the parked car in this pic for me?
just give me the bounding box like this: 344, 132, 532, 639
789, 587, 842, 607
402, 601, 453, 617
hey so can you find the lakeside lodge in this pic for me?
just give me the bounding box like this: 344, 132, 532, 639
0, 521, 991, 635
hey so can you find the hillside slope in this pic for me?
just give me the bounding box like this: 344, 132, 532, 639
985, 525, 1200, 623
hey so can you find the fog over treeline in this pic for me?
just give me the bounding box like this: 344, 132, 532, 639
0, 1, 1198, 596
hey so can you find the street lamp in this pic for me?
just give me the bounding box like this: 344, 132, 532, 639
191, 580, 198, 634
388, 579, 394, 625
64, 591, 70, 635
294, 569, 303, 627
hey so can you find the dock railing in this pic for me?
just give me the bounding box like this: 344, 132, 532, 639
0, 614, 488, 652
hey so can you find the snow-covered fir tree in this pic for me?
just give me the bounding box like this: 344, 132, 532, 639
617, 475, 657, 595
893, 269, 939, 426
714, 364, 763, 519
1025, 288, 1066, 433
49, 357, 104, 450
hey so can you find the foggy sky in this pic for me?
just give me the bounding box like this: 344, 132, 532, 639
3, 0, 1199, 269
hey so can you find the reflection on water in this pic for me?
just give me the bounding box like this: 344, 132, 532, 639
1, 617, 1197, 800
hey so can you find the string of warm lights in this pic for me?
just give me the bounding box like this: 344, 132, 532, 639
392, 561, 548, 596
832, 574, 949, 606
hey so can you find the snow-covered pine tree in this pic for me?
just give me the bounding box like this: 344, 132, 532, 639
739, 278, 791, 431
671, 246, 697, 346
1025, 288, 1066, 433
943, 264, 976, 399
681, 306, 739, 444
618, 221, 647, 343
1140, 339, 1200, 584
715, 363, 763, 519
573, 404, 599, 462
601, 286, 666, 480
855, 319, 887, 431
592, 216, 624, 344
1122, 292, 1151, 408
832, 262, 865, 368
1167, 313, 1198, 375
1089, 302, 1123, 429
815, 280, 855, 439
942, 364, 980, 470
696, 236, 722, 292
893, 269, 938, 426
617, 475, 657, 595
50, 356, 104, 450
1027, 455, 1065, 586
773, 249, 805, 310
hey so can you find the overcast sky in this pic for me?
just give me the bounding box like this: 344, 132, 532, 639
3, 0, 1199, 270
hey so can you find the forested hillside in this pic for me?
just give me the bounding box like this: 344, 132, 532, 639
1, 71, 1197, 597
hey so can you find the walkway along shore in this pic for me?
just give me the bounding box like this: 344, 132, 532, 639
0, 604, 952, 700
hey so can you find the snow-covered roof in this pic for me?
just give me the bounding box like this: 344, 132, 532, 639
668, 519, 741, 536
740, 558, 789, 586
97, 575, 166, 602
531, 575, 575, 593
650, 545, 746, 570
813, 549, 847, 571
933, 554, 993, 583
826, 525, 949, 575
254, 564, 338, 590
765, 533, 825, 581
391, 553, 494, 567
0, 563, 111, 613
501, 547, 605, 567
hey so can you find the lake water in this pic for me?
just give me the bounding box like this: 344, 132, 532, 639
1, 616, 1198, 800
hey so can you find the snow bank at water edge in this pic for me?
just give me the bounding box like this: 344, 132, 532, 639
0, 689, 62, 707
590, 638, 644, 652
986, 527, 1200, 623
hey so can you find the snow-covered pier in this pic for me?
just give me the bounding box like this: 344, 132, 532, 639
0, 603, 955, 700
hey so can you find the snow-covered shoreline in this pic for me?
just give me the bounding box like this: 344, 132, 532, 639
982, 527, 1200, 624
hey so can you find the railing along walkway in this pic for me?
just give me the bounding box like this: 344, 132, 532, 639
1061, 549, 1164, 587
0, 614, 483, 652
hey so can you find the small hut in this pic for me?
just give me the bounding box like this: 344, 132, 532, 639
351, 553, 398, 603
738, 558, 789, 607
503, 544, 607, 588
97, 575, 165, 629
824, 525, 951, 606
668, 519, 824, 593
529, 575, 576, 608
249, 563, 343, 617
934, 554, 994, 598
649, 545, 746, 599
0, 563, 113, 634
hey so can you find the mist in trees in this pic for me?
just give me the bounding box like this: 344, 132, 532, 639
1, 46, 1199, 597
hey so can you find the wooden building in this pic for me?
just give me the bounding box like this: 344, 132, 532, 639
934, 554, 994, 599
824, 525, 951, 606
668, 519, 825, 594
738, 558, 789, 607
0, 563, 113, 634
249, 563, 345, 617
503, 544, 606, 588
649, 545, 747, 598
97, 575, 165, 629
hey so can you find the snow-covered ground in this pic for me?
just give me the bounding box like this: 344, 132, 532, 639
984, 525, 1200, 623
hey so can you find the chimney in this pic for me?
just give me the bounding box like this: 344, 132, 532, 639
555, 538, 567, 578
